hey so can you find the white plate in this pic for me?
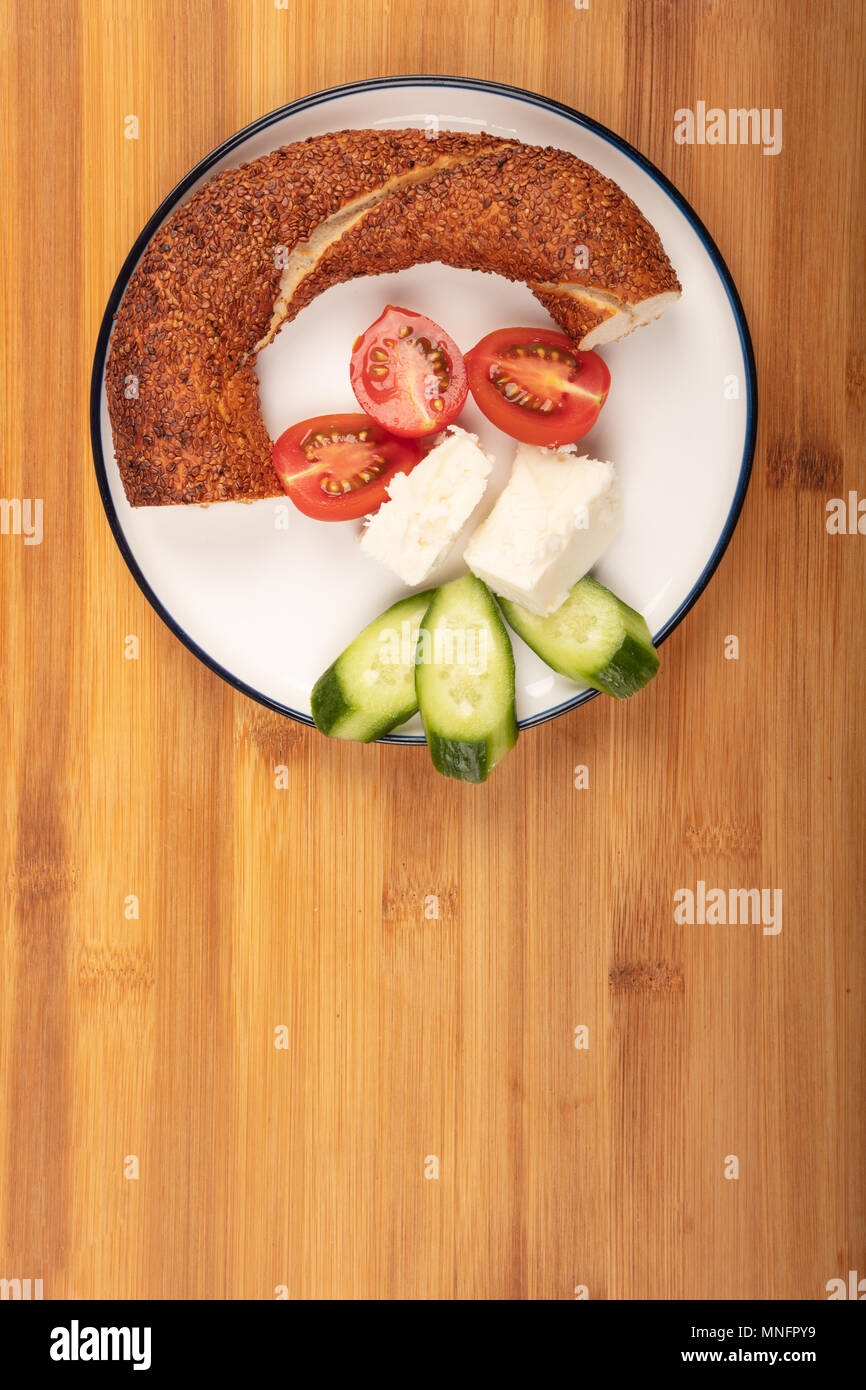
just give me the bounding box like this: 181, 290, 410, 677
91, 77, 756, 741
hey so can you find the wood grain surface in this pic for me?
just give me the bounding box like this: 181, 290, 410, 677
1, 0, 863, 1301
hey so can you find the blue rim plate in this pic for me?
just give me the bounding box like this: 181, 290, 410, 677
90, 75, 757, 742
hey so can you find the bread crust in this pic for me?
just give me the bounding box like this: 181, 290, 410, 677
105, 129, 680, 507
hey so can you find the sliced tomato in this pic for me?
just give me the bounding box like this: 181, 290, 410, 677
273, 413, 421, 521
350, 305, 469, 437
465, 328, 610, 446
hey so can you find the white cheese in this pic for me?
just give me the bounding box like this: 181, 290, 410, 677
464, 443, 621, 615
360, 426, 492, 586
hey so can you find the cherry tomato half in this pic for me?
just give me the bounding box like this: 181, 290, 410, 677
273, 413, 421, 521
350, 305, 469, 437
465, 328, 611, 446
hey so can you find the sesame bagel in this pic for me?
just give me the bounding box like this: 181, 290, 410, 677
106, 128, 680, 507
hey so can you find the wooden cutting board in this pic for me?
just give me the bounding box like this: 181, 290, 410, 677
1, 0, 863, 1299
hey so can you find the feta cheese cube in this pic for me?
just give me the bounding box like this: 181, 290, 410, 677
360, 426, 492, 586
464, 444, 621, 615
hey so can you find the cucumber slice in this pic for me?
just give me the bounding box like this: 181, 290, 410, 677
498, 575, 659, 699
311, 590, 436, 741
415, 574, 518, 782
